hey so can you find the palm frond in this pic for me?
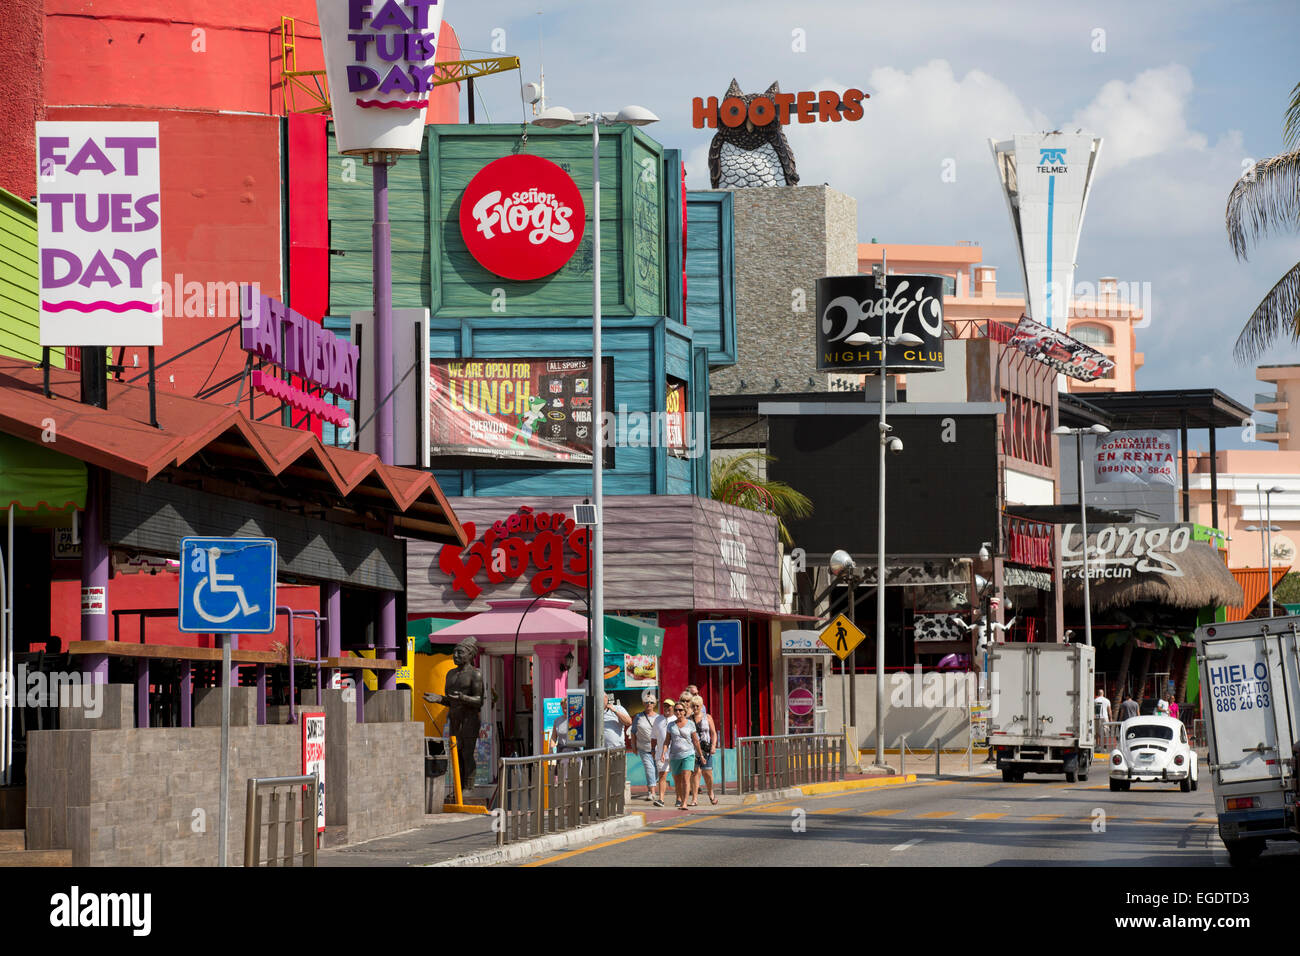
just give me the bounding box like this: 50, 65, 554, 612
1232, 260, 1300, 364
1225, 149, 1300, 261
1285, 81, 1300, 150
710, 451, 813, 548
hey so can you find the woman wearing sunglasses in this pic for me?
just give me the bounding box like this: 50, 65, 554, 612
689, 698, 719, 806
660, 701, 703, 809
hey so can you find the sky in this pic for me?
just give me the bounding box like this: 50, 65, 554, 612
446, 0, 1300, 450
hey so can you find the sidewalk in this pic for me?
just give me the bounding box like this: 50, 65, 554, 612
317, 758, 989, 867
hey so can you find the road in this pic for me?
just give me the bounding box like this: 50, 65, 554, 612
516, 771, 1300, 867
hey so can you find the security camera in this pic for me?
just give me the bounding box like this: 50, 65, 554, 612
879, 421, 893, 434
887, 436, 904, 455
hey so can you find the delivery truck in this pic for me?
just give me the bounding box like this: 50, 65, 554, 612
1195, 616, 1300, 865
987, 642, 1095, 782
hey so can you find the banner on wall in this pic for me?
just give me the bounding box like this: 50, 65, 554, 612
1093, 430, 1176, 486
315, 0, 447, 154
603, 652, 658, 690
37, 122, 162, 346
1006, 315, 1115, 382
428, 357, 614, 465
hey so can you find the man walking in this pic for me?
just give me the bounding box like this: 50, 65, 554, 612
1117, 692, 1140, 722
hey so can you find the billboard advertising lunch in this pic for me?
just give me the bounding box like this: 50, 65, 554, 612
428, 357, 613, 465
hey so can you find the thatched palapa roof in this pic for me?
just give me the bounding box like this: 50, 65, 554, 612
1062, 540, 1244, 611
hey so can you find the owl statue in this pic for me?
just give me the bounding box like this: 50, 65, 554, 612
708, 79, 800, 189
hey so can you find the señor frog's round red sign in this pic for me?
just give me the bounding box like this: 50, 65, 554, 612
459, 155, 586, 281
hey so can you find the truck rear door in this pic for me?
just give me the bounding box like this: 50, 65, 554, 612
1201, 628, 1297, 787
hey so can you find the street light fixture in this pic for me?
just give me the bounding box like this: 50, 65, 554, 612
1246, 515, 1285, 618
843, 327, 924, 771
530, 104, 659, 732
1053, 423, 1111, 647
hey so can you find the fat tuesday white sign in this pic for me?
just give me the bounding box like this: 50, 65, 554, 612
1060, 523, 1192, 579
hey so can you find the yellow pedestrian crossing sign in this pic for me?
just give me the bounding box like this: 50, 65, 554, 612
819, 613, 866, 661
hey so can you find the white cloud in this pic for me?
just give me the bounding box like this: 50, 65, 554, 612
1072, 65, 1207, 167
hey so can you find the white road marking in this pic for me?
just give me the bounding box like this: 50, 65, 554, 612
1034, 793, 1053, 799
892, 838, 923, 852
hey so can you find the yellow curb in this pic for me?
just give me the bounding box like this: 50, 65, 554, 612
798, 774, 917, 796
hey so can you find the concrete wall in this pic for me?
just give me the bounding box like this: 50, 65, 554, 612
709, 186, 858, 396
26, 685, 422, 866
816, 673, 979, 752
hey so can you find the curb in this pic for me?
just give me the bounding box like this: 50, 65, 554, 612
736, 773, 919, 804
426, 813, 647, 867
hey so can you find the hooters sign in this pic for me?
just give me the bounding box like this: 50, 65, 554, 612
459, 155, 585, 281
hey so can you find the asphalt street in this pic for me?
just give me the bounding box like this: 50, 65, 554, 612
516, 772, 1300, 867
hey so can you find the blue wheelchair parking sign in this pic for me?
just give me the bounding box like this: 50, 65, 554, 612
179, 537, 277, 634
696, 620, 743, 666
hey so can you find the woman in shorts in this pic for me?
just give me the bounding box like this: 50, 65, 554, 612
689, 697, 720, 806
660, 701, 702, 809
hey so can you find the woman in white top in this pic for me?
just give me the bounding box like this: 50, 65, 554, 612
660, 701, 702, 809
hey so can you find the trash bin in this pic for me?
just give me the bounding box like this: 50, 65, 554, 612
424, 738, 448, 813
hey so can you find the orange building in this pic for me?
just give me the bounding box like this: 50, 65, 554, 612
857, 243, 1145, 392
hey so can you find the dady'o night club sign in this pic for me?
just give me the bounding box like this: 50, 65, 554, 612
316, 0, 447, 154
37, 122, 162, 346
816, 274, 945, 373
458, 155, 585, 281
241, 287, 358, 426
429, 357, 613, 465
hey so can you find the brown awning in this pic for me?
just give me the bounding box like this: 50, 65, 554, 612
0, 361, 466, 546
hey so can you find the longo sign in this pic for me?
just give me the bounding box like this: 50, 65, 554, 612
459, 155, 585, 281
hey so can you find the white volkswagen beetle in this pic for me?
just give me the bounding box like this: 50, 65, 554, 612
1109, 715, 1198, 792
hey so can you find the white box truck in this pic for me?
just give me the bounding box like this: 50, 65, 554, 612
987, 642, 1096, 782
1195, 616, 1300, 865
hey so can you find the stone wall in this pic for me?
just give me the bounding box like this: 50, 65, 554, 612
26, 684, 424, 866
709, 185, 859, 397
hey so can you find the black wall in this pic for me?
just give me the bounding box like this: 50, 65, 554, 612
767, 412, 999, 558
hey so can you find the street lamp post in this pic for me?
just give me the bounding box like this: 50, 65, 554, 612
531, 105, 659, 724
846, 314, 922, 770
1052, 424, 1111, 648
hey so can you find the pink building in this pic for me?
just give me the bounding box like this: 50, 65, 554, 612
1253, 364, 1300, 449
857, 243, 1145, 392
1187, 449, 1300, 574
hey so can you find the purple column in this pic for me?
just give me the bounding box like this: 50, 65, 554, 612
180, 660, 192, 728
135, 659, 149, 728
355, 668, 365, 724
256, 665, 267, 725
80, 466, 109, 648
373, 157, 395, 464
378, 592, 397, 691
325, 582, 341, 701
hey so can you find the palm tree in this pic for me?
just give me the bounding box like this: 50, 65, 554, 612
710, 450, 812, 548
1229, 81, 1300, 362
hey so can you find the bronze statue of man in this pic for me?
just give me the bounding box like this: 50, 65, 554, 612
424, 637, 485, 789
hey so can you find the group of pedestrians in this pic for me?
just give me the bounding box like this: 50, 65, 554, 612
629, 685, 720, 809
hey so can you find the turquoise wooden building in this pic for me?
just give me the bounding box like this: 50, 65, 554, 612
324, 124, 735, 499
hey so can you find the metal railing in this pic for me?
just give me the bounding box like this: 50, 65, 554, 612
737, 733, 845, 794
497, 746, 625, 846
244, 775, 319, 867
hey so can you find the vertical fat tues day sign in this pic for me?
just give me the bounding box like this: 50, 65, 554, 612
36, 122, 162, 346
316, 0, 447, 155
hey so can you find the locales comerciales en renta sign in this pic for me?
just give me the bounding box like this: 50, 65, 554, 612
692, 88, 868, 128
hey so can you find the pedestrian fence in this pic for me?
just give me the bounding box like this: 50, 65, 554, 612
243, 775, 319, 867
496, 746, 625, 846
737, 733, 845, 795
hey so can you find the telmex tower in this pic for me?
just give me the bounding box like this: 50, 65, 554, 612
990, 132, 1103, 330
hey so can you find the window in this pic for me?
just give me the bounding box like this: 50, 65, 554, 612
942, 276, 957, 297
1125, 725, 1174, 741
1072, 324, 1113, 346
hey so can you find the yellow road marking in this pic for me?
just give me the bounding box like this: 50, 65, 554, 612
862, 808, 904, 816
969, 812, 1006, 820
916, 811, 956, 818
1026, 814, 1063, 821
810, 807, 855, 814
521, 831, 651, 867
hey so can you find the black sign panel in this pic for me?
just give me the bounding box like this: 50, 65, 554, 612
767, 412, 998, 558
816, 274, 946, 373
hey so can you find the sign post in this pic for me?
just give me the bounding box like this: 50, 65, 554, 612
179, 536, 277, 866
696, 621, 742, 795
819, 613, 867, 768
